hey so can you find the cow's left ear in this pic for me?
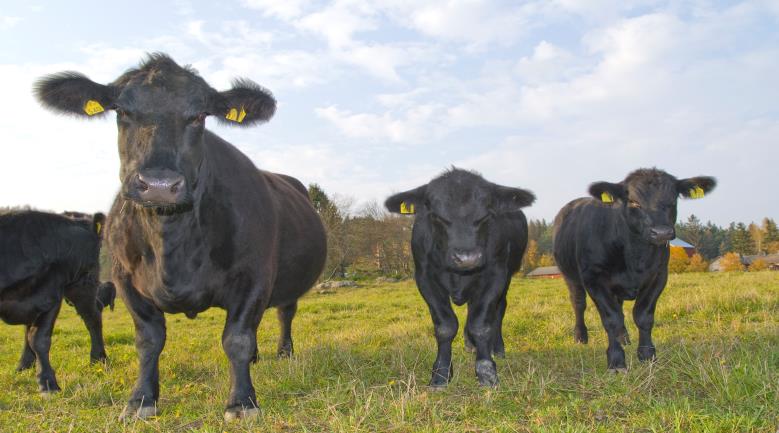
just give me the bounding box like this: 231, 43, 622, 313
92, 213, 106, 237
385, 185, 427, 215
589, 181, 627, 204
213, 78, 276, 126
34, 72, 116, 118
494, 186, 535, 213
678, 176, 716, 199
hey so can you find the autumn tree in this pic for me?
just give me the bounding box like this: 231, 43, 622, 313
521, 240, 539, 274
668, 247, 690, 273
719, 252, 745, 272
686, 253, 708, 272
749, 258, 768, 271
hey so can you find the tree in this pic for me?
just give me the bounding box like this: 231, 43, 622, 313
749, 258, 768, 272
763, 218, 779, 253
686, 253, 708, 272
719, 252, 745, 272
521, 240, 539, 274
668, 247, 690, 273
730, 222, 756, 255
538, 253, 555, 267
749, 223, 764, 253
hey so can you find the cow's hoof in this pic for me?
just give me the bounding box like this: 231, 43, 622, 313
637, 346, 656, 362
39, 389, 59, 398
574, 328, 588, 344
608, 367, 628, 374
16, 361, 34, 372
475, 360, 498, 387
38, 380, 60, 394
276, 347, 293, 359
120, 404, 157, 421
493, 349, 506, 359
224, 406, 260, 421
90, 354, 108, 364
464, 340, 476, 353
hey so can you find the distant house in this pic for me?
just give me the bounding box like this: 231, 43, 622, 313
527, 266, 561, 279
709, 253, 779, 271
669, 238, 696, 257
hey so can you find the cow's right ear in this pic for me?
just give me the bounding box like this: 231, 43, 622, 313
589, 181, 627, 204
385, 185, 427, 215
92, 213, 106, 237
34, 72, 115, 118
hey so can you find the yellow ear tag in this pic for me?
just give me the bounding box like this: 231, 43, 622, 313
95, 222, 102, 235
226, 107, 247, 123
601, 192, 614, 203
689, 186, 705, 199
400, 202, 415, 214
226, 108, 238, 121
83, 100, 104, 116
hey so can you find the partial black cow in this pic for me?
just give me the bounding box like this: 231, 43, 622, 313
553, 168, 715, 371
35, 54, 327, 420
385, 169, 534, 387
0, 211, 114, 393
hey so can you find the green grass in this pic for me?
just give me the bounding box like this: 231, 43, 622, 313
0, 272, 777, 432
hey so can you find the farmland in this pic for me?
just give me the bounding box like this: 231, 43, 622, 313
0, 272, 776, 432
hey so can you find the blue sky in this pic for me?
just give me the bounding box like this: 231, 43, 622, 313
1, 0, 777, 225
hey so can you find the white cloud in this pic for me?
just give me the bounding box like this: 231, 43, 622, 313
0, 16, 22, 30
242, 0, 310, 19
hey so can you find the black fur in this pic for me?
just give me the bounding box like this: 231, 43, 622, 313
553, 168, 716, 370
35, 53, 326, 420
385, 168, 534, 387
0, 211, 110, 393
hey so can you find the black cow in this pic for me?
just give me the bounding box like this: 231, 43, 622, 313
385, 169, 534, 387
34, 53, 327, 420
553, 168, 716, 371
0, 211, 114, 392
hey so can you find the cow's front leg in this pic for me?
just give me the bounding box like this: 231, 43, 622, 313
491, 290, 508, 358
119, 279, 166, 421
28, 303, 62, 393
418, 274, 458, 388
465, 299, 500, 387
633, 271, 667, 362
16, 325, 36, 372
222, 297, 264, 421
587, 287, 627, 371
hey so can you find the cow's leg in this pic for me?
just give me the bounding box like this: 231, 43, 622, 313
222, 297, 264, 421
464, 318, 475, 353
276, 302, 297, 358
119, 278, 166, 421
418, 275, 458, 388
28, 303, 62, 393
587, 288, 627, 371
65, 282, 108, 363
491, 290, 508, 358
633, 272, 667, 362
465, 298, 500, 387
16, 326, 36, 372
617, 299, 630, 346
566, 279, 588, 344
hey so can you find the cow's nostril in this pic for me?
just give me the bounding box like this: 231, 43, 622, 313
137, 177, 149, 192
170, 180, 181, 193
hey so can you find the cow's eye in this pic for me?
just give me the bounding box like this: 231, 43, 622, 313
628, 200, 641, 209
430, 213, 451, 226
474, 214, 492, 227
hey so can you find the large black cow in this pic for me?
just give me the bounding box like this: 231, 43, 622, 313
0, 211, 115, 393
385, 169, 534, 387
34, 54, 327, 420
553, 168, 716, 371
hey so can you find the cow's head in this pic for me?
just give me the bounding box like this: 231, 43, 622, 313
589, 168, 716, 245
34, 53, 276, 213
385, 168, 534, 273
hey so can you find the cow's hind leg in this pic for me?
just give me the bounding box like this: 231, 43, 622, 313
566, 279, 588, 344
617, 299, 630, 346
491, 291, 508, 358
29, 303, 62, 393
276, 301, 297, 358
16, 326, 36, 372
66, 282, 108, 363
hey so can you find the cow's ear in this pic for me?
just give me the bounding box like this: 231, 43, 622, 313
678, 176, 716, 199
385, 185, 427, 215
494, 186, 535, 213
213, 78, 276, 126
34, 72, 115, 118
92, 213, 106, 237
589, 181, 627, 204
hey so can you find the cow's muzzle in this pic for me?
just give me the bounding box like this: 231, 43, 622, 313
126, 168, 190, 208
648, 225, 675, 245
450, 249, 484, 271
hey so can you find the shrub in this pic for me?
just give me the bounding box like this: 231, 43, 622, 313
668, 247, 690, 273
749, 258, 768, 271
719, 252, 745, 272
686, 253, 709, 272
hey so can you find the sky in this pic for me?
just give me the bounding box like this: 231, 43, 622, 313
0, 0, 777, 225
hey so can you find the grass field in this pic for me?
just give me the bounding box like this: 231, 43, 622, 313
0, 272, 777, 432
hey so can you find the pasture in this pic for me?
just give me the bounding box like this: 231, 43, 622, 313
0, 272, 776, 433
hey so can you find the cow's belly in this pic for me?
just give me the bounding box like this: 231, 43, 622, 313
0, 285, 61, 325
